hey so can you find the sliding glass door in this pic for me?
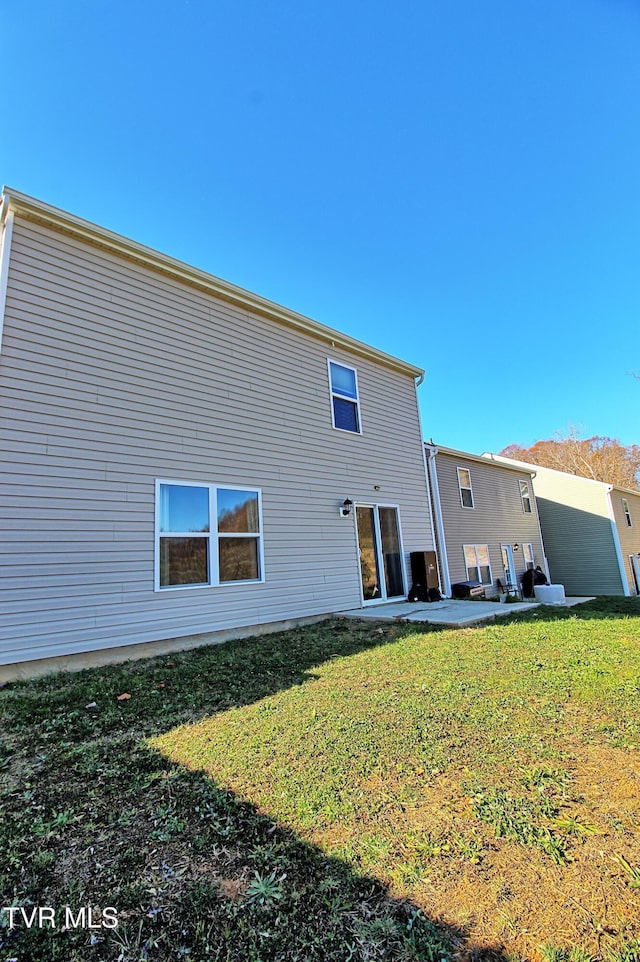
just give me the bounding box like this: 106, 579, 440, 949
356, 505, 405, 603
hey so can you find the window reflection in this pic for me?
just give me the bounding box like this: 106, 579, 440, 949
159, 484, 210, 533
217, 489, 260, 533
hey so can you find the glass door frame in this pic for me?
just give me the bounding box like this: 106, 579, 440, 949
355, 502, 407, 606
500, 543, 517, 586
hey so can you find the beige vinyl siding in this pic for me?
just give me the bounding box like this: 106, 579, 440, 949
432, 451, 544, 595
529, 470, 624, 595
611, 488, 640, 594
0, 218, 433, 665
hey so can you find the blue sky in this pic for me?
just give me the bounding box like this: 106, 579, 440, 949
2, 0, 639, 453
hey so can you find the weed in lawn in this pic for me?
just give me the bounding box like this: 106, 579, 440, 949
540, 947, 594, 962
519, 765, 568, 794
613, 854, 640, 890
554, 814, 602, 837
469, 785, 569, 863
150, 811, 185, 842
33, 808, 77, 837
244, 869, 285, 906
449, 830, 484, 864
109, 919, 161, 961
30, 849, 56, 871
604, 942, 640, 962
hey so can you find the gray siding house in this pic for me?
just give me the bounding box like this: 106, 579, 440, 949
487, 455, 640, 596
425, 444, 547, 598
0, 188, 436, 673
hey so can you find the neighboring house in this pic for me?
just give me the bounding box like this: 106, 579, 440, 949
0, 188, 437, 671
425, 444, 547, 598
486, 455, 640, 596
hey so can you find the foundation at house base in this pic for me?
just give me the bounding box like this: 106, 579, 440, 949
0, 615, 328, 683
338, 597, 596, 627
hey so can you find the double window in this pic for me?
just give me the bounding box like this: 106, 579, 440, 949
519, 480, 533, 513
328, 360, 361, 433
463, 544, 492, 585
457, 467, 474, 508
156, 481, 263, 589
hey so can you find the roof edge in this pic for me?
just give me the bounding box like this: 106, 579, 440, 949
1, 187, 424, 379
426, 443, 536, 475
484, 453, 640, 497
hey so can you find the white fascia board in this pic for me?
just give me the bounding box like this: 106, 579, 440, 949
488, 453, 640, 499
0, 201, 15, 354
435, 446, 536, 476
486, 453, 605, 488
1, 187, 424, 381
610, 483, 640, 499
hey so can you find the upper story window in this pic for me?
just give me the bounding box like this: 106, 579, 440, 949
519, 480, 533, 513
622, 498, 633, 527
328, 360, 361, 433
156, 481, 263, 589
457, 467, 474, 508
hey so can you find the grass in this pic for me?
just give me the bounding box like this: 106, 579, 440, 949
0, 598, 639, 961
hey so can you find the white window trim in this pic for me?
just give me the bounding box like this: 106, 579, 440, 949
622, 498, 633, 527
463, 544, 492, 585
522, 543, 534, 568
155, 479, 265, 591
327, 358, 362, 434
457, 467, 475, 509
519, 479, 533, 513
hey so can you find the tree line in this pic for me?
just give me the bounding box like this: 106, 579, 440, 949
500, 427, 640, 491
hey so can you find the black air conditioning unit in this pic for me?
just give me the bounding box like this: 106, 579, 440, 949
451, 580, 485, 599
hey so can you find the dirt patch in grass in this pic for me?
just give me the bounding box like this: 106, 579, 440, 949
346, 745, 640, 961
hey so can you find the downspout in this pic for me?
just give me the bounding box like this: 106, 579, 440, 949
606, 486, 631, 596
413, 376, 446, 595
0, 196, 15, 354
530, 471, 551, 581
424, 443, 452, 597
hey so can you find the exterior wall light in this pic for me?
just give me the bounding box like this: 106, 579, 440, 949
339, 498, 353, 518
513, 543, 520, 551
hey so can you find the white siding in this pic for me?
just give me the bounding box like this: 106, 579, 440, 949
0, 218, 433, 664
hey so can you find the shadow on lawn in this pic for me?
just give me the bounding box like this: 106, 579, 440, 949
0, 761, 513, 962
0, 619, 516, 961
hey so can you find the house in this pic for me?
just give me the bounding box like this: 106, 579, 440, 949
0, 188, 437, 675
486, 455, 640, 596
425, 444, 547, 598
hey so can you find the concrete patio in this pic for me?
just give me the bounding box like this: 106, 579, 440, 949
338, 596, 595, 628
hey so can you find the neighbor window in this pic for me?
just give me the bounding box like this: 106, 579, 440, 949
622, 498, 633, 527
457, 467, 474, 508
328, 360, 361, 433
156, 481, 263, 589
463, 544, 492, 585
519, 480, 532, 513
523, 543, 534, 570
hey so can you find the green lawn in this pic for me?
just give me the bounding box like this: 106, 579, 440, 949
1, 599, 640, 961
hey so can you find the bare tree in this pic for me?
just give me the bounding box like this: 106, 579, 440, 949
501, 426, 640, 491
